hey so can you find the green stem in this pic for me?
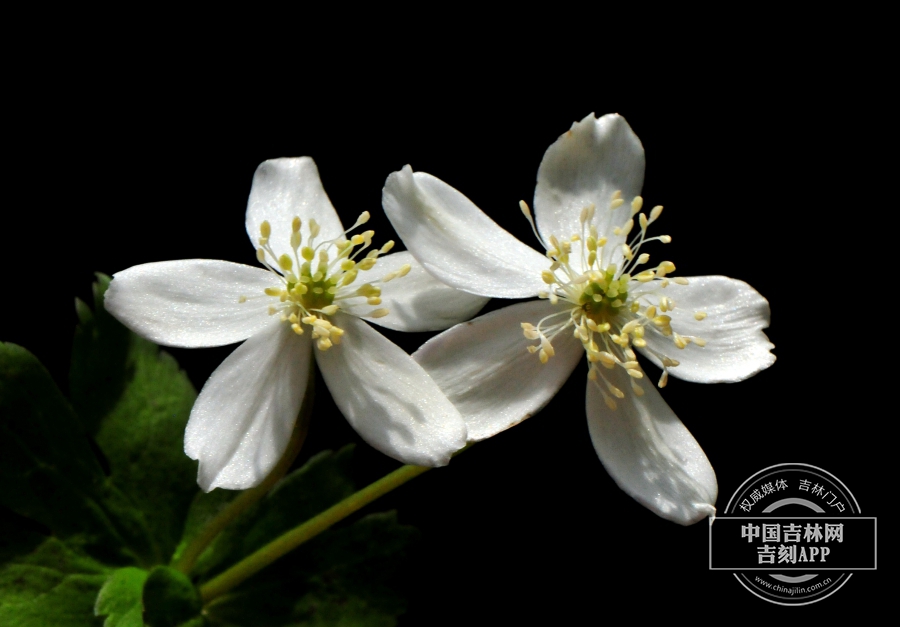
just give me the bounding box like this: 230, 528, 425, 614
200, 462, 431, 603
172, 371, 315, 574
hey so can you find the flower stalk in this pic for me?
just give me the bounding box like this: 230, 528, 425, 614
199, 462, 430, 603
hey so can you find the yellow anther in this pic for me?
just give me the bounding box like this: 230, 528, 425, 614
639, 213, 648, 229
660, 235, 672, 244
264, 287, 282, 297
527, 345, 539, 354
658, 371, 669, 388
621, 320, 639, 334
260, 221, 271, 238
278, 254, 293, 271
611, 190, 622, 201
541, 270, 556, 284
238, 295, 247, 303
358, 258, 376, 271
288, 313, 299, 324
380, 240, 395, 254
309, 219, 320, 238
597, 351, 617, 366
540, 337, 555, 358
301, 246, 315, 261
626, 369, 643, 379
257, 248, 266, 263
674, 334, 689, 349
369, 308, 389, 318
350, 234, 365, 246
398, 264, 411, 277
320, 305, 339, 315
636, 253, 650, 265
539, 349, 549, 364
650, 205, 664, 222
519, 199, 533, 218
610, 198, 624, 210
317, 338, 333, 350
597, 237, 607, 247
341, 270, 358, 286
267, 306, 277, 315
291, 323, 304, 335
692, 337, 707, 347
633, 338, 647, 348
635, 270, 655, 282
341, 259, 356, 271
318, 250, 329, 264
608, 384, 625, 398
358, 211, 371, 224
674, 277, 689, 285
659, 296, 671, 312
652, 315, 672, 326
604, 395, 617, 410
694, 311, 707, 321
291, 231, 302, 249
367, 297, 382, 305
631, 196, 643, 215
662, 357, 680, 367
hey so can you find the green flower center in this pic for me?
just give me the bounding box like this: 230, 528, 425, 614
578, 270, 629, 325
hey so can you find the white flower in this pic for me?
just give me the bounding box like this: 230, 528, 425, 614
382, 113, 775, 524
105, 157, 487, 491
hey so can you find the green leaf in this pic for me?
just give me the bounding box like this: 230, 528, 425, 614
94, 567, 148, 627
70, 274, 199, 562
141, 566, 201, 627
191, 447, 357, 579
0, 537, 110, 627
0, 342, 155, 565
205, 512, 418, 627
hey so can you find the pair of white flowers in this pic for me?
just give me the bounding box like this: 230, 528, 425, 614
106, 114, 774, 525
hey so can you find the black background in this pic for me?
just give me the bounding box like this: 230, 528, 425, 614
3, 36, 887, 622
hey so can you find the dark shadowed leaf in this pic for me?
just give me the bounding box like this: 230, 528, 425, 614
142, 566, 202, 627
70, 275, 199, 562
0, 342, 155, 565
205, 512, 418, 627
0, 538, 110, 627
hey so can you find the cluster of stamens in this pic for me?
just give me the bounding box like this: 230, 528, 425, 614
244, 212, 410, 350
519, 192, 708, 409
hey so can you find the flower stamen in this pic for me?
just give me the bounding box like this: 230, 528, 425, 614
519, 191, 705, 406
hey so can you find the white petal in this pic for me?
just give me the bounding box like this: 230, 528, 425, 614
382, 166, 549, 298
534, 113, 645, 270
343, 251, 489, 332
315, 313, 467, 466
585, 365, 717, 525
413, 300, 583, 441
105, 260, 277, 348
245, 157, 345, 258
636, 276, 775, 383
185, 321, 312, 491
